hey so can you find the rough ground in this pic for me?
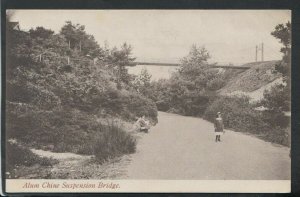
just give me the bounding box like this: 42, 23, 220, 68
225, 77, 284, 102
218, 60, 282, 101
18, 148, 132, 179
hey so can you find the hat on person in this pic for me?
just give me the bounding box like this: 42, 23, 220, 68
217, 112, 221, 114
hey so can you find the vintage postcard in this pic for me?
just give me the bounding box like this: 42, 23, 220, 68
3, 9, 291, 193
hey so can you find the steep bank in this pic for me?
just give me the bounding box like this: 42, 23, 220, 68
218, 60, 283, 101
6, 22, 158, 178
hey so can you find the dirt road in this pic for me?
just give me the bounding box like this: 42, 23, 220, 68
125, 112, 290, 180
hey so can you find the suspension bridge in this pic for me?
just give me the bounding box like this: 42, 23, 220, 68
128, 61, 253, 70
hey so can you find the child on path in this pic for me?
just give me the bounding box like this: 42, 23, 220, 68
214, 112, 225, 142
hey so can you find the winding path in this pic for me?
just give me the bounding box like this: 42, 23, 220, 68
125, 112, 290, 180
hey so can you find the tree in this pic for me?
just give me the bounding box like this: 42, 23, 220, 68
132, 68, 152, 96
107, 43, 136, 88
271, 21, 291, 79
147, 44, 218, 116
138, 68, 152, 87
29, 27, 54, 39
262, 21, 291, 112
181, 45, 209, 65
260, 21, 291, 130
271, 21, 291, 63
60, 21, 81, 49
178, 45, 217, 90
60, 21, 101, 58
262, 84, 290, 112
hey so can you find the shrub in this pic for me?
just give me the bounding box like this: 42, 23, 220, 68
261, 83, 290, 112
88, 87, 158, 123
7, 101, 138, 158
156, 99, 170, 112
7, 104, 103, 153
265, 126, 289, 146
203, 95, 289, 146
261, 110, 289, 128
206, 76, 226, 91
5, 21, 156, 173
6, 142, 58, 173
93, 122, 136, 163
125, 93, 158, 123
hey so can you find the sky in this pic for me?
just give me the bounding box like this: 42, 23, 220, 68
9, 10, 291, 65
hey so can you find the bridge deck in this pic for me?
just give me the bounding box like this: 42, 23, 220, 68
129, 62, 250, 70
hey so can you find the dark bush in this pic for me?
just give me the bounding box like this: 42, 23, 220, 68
206, 76, 226, 91
262, 110, 289, 128
126, 93, 158, 123
6, 142, 58, 173
7, 104, 102, 153
7, 101, 138, 158
156, 99, 170, 111
203, 95, 289, 146
91, 88, 158, 123
93, 122, 136, 163
5, 21, 156, 167
261, 83, 290, 112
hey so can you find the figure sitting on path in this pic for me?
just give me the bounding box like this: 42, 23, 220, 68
214, 112, 225, 142
134, 115, 150, 133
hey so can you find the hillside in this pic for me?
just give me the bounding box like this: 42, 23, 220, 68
218, 60, 283, 101
6, 22, 158, 178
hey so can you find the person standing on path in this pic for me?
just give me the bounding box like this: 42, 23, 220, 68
214, 112, 225, 142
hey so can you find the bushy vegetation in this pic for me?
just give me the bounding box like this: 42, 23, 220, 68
261, 21, 291, 113
149, 45, 224, 116
6, 19, 157, 167
146, 22, 291, 146
93, 122, 136, 163
203, 96, 289, 146
6, 141, 58, 177
257, 21, 291, 146
261, 83, 290, 112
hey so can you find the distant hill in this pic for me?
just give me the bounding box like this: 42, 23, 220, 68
218, 60, 283, 101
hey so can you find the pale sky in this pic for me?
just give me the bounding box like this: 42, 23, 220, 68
9, 10, 290, 65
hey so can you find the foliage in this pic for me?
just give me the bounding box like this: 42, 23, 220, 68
271, 21, 291, 64
178, 45, 216, 89
60, 21, 102, 57
259, 21, 291, 135
149, 45, 221, 116
6, 20, 157, 168
261, 83, 290, 112
6, 142, 58, 174
204, 96, 265, 131
125, 92, 158, 123
263, 21, 291, 113
206, 75, 226, 91
29, 26, 54, 39
203, 96, 289, 146
93, 122, 136, 163
107, 43, 136, 88
132, 68, 152, 96
150, 79, 171, 111
180, 44, 210, 68
7, 102, 137, 161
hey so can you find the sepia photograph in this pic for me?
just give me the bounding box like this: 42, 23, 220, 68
4, 9, 291, 193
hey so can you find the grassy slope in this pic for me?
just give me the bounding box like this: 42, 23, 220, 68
218, 61, 282, 99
